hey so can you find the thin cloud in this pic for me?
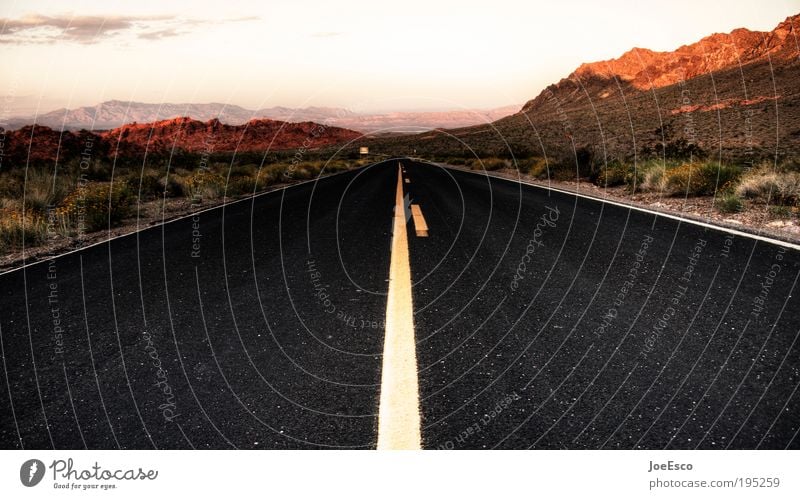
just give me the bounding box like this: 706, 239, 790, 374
0, 13, 259, 44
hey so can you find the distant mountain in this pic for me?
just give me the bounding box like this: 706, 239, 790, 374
4, 100, 519, 133
372, 13, 800, 164
1, 117, 362, 165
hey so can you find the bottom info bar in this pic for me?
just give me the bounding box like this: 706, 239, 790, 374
0, 450, 797, 498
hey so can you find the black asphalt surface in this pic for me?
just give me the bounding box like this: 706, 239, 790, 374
1, 159, 799, 449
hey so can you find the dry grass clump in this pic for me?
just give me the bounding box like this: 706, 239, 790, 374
0, 209, 48, 252
633, 161, 742, 196
736, 161, 800, 206
467, 157, 508, 171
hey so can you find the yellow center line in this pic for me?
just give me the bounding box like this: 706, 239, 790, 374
376, 165, 422, 450
410, 204, 428, 237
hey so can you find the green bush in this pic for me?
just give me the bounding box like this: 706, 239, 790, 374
699, 162, 742, 194
769, 205, 793, 218
594, 161, 629, 187
717, 193, 743, 213
662, 162, 742, 196
126, 171, 164, 201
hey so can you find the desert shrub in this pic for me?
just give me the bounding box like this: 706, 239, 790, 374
260, 163, 290, 184
292, 167, 313, 180
291, 162, 326, 179
574, 147, 594, 177
227, 164, 257, 178
736, 163, 800, 206
769, 205, 793, 218
699, 162, 742, 193
447, 157, 466, 166
716, 193, 743, 213
627, 159, 678, 192
225, 176, 258, 196
594, 161, 629, 187
323, 160, 352, 173
485, 158, 508, 171
663, 163, 698, 195
125, 170, 164, 201
58, 182, 135, 232
662, 162, 742, 196
161, 174, 188, 198
522, 157, 549, 178
82, 160, 114, 181
547, 160, 579, 181
654, 137, 706, 160
468, 157, 507, 171
22, 169, 72, 212
639, 165, 666, 192
0, 174, 21, 199
1, 198, 21, 211
779, 158, 800, 173
0, 209, 48, 252
185, 171, 225, 201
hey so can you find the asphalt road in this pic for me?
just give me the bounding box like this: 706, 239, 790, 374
1, 159, 799, 449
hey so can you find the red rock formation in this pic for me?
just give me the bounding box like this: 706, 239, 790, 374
1, 117, 362, 166
100, 117, 361, 155
523, 14, 799, 111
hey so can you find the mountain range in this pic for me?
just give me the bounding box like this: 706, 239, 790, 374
3, 101, 519, 134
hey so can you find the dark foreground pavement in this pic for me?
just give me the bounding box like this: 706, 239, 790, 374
1, 159, 799, 449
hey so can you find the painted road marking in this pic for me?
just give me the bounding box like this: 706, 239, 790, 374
410, 204, 429, 237
377, 165, 422, 450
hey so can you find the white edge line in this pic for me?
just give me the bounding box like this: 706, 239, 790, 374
0, 163, 376, 277
423, 160, 800, 252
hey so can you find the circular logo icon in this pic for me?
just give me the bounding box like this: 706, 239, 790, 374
20, 459, 45, 487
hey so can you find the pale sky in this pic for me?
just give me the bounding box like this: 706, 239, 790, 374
0, 0, 797, 115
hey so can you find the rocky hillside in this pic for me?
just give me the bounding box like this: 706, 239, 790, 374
0, 117, 362, 166
371, 13, 800, 166
522, 14, 799, 112
100, 117, 361, 156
